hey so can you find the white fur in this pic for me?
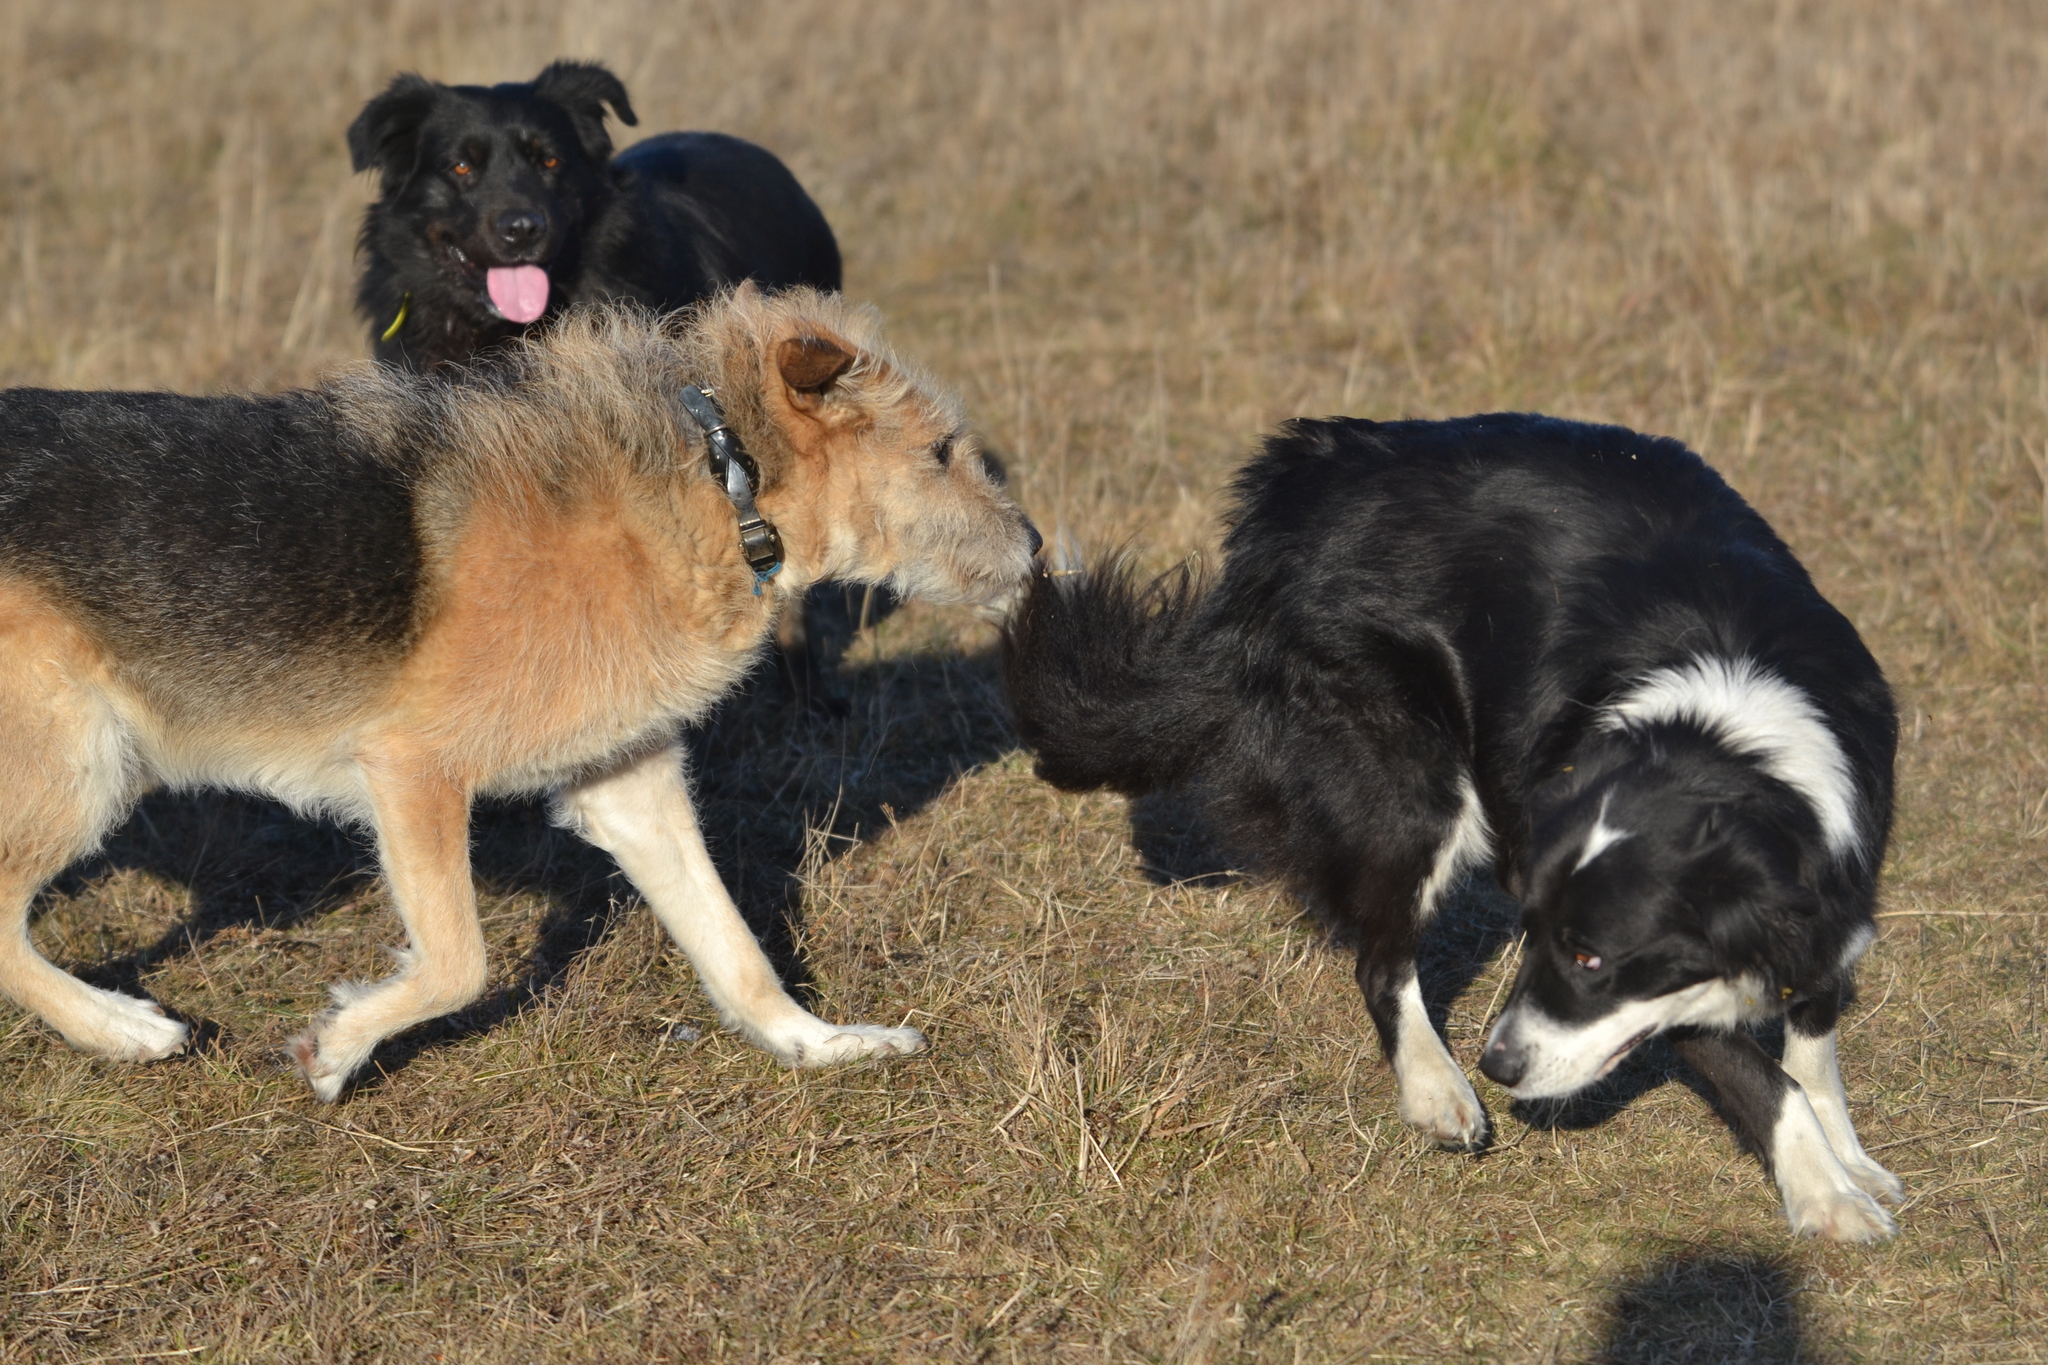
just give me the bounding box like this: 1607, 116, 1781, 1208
1837, 922, 1876, 973
1485, 974, 1773, 1099
54, 985, 190, 1062
1769, 1082, 1896, 1241
1781, 1028, 1902, 1204
558, 745, 924, 1068
1573, 792, 1631, 872
1415, 776, 1492, 922
1390, 972, 1488, 1147
1603, 656, 1863, 861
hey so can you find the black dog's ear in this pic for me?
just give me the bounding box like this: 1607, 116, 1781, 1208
348, 73, 442, 191
531, 61, 638, 160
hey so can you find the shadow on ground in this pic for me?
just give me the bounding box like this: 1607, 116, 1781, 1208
1589, 1251, 1826, 1365
43, 639, 1013, 1082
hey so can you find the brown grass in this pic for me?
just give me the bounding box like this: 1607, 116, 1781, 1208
3, 0, 2045, 1360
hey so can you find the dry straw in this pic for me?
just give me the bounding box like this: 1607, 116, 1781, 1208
1, 0, 2043, 1361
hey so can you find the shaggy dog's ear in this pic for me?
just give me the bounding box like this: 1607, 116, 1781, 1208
531, 61, 638, 160
348, 73, 443, 191
777, 335, 857, 413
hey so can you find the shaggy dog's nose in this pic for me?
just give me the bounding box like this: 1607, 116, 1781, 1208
497, 210, 546, 251
1024, 520, 1044, 558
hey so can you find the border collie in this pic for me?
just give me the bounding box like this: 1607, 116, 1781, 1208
1003, 413, 1902, 1241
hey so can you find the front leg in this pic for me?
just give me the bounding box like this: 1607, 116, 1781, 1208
1671, 1028, 1895, 1242
558, 744, 922, 1066
1784, 992, 1903, 1204
291, 755, 488, 1102
1357, 949, 1489, 1151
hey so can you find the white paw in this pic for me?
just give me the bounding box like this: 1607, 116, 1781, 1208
1841, 1153, 1905, 1205
1397, 1065, 1490, 1150
288, 1027, 364, 1104
1786, 1183, 1896, 1242
63, 989, 189, 1061
774, 1022, 927, 1068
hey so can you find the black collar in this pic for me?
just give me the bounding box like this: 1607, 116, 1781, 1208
677, 385, 784, 593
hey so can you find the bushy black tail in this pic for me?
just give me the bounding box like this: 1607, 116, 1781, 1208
1000, 561, 1211, 795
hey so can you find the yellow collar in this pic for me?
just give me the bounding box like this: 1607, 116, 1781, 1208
380, 292, 411, 343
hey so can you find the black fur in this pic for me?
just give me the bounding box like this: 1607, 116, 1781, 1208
350, 60, 841, 371
0, 387, 422, 703
1004, 413, 1895, 1157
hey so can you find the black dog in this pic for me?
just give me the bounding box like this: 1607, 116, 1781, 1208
348, 60, 840, 371
348, 61, 852, 706
1004, 413, 1903, 1241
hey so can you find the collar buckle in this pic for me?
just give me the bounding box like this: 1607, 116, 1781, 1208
678, 385, 784, 591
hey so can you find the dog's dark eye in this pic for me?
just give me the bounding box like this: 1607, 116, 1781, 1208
541, 155, 559, 170
452, 161, 472, 177
930, 435, 954, 467
1573, 951, 1603, 970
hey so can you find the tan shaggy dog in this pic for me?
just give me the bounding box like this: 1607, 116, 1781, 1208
0, 285, 1039, 1101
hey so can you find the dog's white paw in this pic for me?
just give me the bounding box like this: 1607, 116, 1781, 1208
1839, 1153, 1905, 1205
770, 1021, 927, 1068
288, 1028, 363, 1104
1786, 1182, 1896, 1243
1397, 1063, 1490, 1150
62, 989, 189, 1061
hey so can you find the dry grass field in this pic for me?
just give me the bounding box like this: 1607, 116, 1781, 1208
2, 0, 2045, 1359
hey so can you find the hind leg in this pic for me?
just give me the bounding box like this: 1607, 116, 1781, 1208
291, 750, 485, 1101
0, 603, 185, 1061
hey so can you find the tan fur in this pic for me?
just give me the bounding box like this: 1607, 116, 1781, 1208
0, 286, 1039, 1098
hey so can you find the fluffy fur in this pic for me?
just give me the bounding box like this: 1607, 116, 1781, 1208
1003, 412, 1902, 1241
350, 61, 841, 371
0, 287, 1038, 1101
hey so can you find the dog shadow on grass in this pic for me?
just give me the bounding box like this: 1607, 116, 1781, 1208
45, 633, 1012, 1089
1588, 1250, 1821, 1365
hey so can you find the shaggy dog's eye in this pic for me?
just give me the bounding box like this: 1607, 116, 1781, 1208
452, 161, 473, 177
541, 155, 559, 169
930, 435, 954, 467
1573, 951, 1603, 970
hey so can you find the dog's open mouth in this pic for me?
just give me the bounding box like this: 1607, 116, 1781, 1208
439, 244, 551, 324
1595, 1026, 1656, 1080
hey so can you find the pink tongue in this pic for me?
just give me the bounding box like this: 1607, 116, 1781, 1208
487, 265, 550, 323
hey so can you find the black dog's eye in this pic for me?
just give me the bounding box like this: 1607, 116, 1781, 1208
451, 160, 473, 177
540, 154, 559, 170
1573, 950, 1603, 970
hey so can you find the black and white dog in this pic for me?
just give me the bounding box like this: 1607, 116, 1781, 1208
1003, 413, 1902, 1241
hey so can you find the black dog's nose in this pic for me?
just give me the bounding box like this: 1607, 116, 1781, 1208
1024, 520, 1044, 558
1478, 1035, 1525, 1088
497, 210, 546, 249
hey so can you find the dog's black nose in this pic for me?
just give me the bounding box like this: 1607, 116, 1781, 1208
497, 210, 546, 249
1479, 1035, 1526, 1088
1024, 520, 1044, 558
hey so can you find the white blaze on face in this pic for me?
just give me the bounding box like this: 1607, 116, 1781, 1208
1485, 973, 1771, 1098
1572, 792, 1632, 873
